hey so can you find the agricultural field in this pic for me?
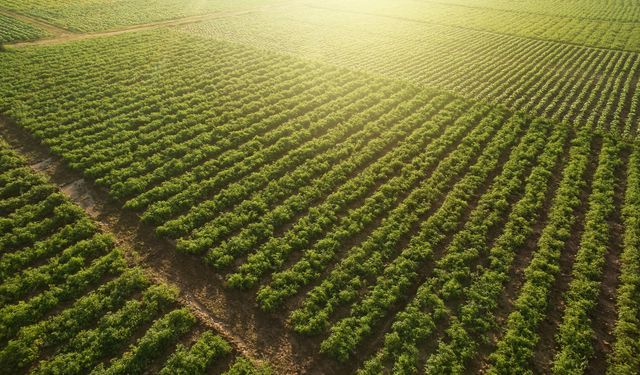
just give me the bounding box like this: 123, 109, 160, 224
0, 13, 48, 43
0, 0, 639, 374
0, 0, 291, 32
180, 3, 640, 137
0, 139, 270, 374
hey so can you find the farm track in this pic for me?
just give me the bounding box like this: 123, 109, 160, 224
0, 4, 637, 371
0, 115, 346, 375
3, 2, 296, 48
415, 0, 640, 24
531, 135, 601, 372
7, 1, 636, 55
0, 9, 70, 36
304, 4, 640, 54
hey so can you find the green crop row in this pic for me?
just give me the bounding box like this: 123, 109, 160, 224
0, 138, 267, 374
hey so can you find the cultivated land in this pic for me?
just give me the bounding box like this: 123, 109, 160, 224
0, 1, 639, 374
0, 139, 270, 374
0, 12, 48, 43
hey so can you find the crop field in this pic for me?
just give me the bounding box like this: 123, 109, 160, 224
0, 0, 287, 32
0, 139, 269, 374
180, 3, 640, 137
0, 13, 48, 43
0, 1, 639, 374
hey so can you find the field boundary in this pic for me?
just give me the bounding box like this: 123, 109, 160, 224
305, 3, 640, 55
0, 115, 347, 375
0, 8, 71, 36
3, 2, 295, 48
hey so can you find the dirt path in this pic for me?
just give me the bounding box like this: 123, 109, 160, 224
0, 8, 71, 36
0, 116, 349, 374
305, 4, 638, 54
4, 2, 292, 48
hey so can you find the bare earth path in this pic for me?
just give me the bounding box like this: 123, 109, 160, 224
2, 2, 295, 48
0, 4, 351, 373
0, 8, 71, 36
0, 116, 351, 374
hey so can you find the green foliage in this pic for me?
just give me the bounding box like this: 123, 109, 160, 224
94, 308, 196, 374
486, 126, 595, 373
0, 5, 638, 372
0, 141, 242, 374
182, 1, 640, 136
0, 0, 285, 32
422, 121, 578, 372
608, 141, 640, 372
223, 357, 272, 375
0, 14, 48, 44
552, 137, 620, 372
319, 110, 527, 361
160, 332, 231, 375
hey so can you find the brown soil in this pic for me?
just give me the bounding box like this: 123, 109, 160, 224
532, 134, 603, 372
0, 117, 350, 374
465, 124, 573, 374
587, 143, 629, 374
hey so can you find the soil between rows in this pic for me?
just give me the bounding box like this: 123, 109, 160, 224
0, 116, 352, 375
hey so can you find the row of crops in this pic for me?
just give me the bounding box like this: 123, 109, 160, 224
1, 30, 638, 373
2, 1, 638, 136
1, 0, 639, 48
413, 0, 640, 22
308, 0, 640, 51
0, 13, 48, 44
0, 0, 288, 32
0, 139, 270, 374
180, 4, 640, 139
